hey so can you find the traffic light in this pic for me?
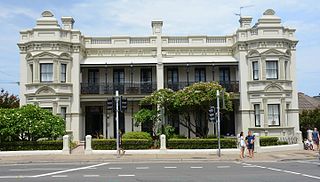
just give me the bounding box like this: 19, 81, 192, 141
208, 106, 216, 122
107, 98, 114, 111
120, 96, 127, 112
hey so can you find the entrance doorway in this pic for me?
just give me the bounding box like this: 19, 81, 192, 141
85, 106, 103, 138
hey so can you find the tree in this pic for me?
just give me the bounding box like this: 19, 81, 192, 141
133, 109, 158, 136
0, 89, 19, 108
300, 108, 320, 137
0, 104, 65, 141
139, 82, 233, 138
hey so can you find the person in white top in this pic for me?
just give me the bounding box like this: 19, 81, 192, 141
239, 131, 245, 159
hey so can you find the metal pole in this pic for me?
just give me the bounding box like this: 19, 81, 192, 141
216, 90, 221, 157
115, 90, 120, 158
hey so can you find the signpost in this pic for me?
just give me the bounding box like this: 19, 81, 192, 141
107, 91, 128, 158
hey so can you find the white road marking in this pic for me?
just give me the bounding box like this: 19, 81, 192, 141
32, 162, 109, 178
84, 174, 100, 177
302, 174, 320, 180
164, 166, 177, 169
109, 167, 122, 170
190, 166, 203, 169
136, 167, 149, 170
51, 175, 68, 178
217, 166, 230, 168
10, 168, 65, 172
118, 174, 135, 177
283, 170, 301, 175
267, 167, 282, 172
0, 176, 32, 179
243, 165, 256, 168
254, 166, 266, 169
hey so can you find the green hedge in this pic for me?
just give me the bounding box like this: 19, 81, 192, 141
167, 138, 237, 149
92, 139, 153, 150
260, 136, 288, 146
122, 132, 152, 140
0, 140, 63, 151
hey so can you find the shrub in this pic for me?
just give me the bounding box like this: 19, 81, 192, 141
0, 140, 63, 151
171, 134, 187, 139
122, 131, 152, 140
92, 139, 153, 150
0, 105, 65, 142
260, 136, 288, 146
167, 138, 237, 149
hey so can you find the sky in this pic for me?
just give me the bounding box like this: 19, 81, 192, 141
0, 0, 319, 97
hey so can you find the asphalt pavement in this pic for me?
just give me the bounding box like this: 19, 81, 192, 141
0, 159, 319, 182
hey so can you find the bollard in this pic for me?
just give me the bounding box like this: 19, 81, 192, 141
62, 135, 70, 155
160, 134, 166, 150
85, 135, 93, 155
296, 131, 303, 148
307, 130, 313, 141
253, 133, 260, 153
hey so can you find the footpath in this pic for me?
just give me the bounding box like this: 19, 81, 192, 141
0, 149, 318, 164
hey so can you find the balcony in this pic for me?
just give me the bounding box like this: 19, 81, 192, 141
165, 81, 239, 93
81, 82, 157, 95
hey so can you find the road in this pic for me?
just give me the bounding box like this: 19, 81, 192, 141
0, 160, 319, 182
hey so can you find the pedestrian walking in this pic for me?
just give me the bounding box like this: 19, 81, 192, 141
239, 131, 245, 159
312, 128, 319, 151
245, 131, 255, 158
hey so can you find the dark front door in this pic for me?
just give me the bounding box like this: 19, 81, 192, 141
85, 106, 103, 138
140, 68, 152, 93
113, 69, 125, 94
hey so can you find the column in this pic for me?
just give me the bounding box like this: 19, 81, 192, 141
152, 20, 164, 90
34, 59, 40, 83
53, 59, 59, 83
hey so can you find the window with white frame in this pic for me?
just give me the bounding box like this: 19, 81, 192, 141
254, 104, 261, 126
266, 61, 278, 80
268, 104, 280, 126
252, 61, 259, 80
61, 64, 67, 83
40, 63, 53, 82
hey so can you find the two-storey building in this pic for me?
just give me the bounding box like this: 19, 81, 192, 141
18, 9, 300, 142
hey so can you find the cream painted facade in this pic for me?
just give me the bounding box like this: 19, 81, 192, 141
18, 9, 300, 142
